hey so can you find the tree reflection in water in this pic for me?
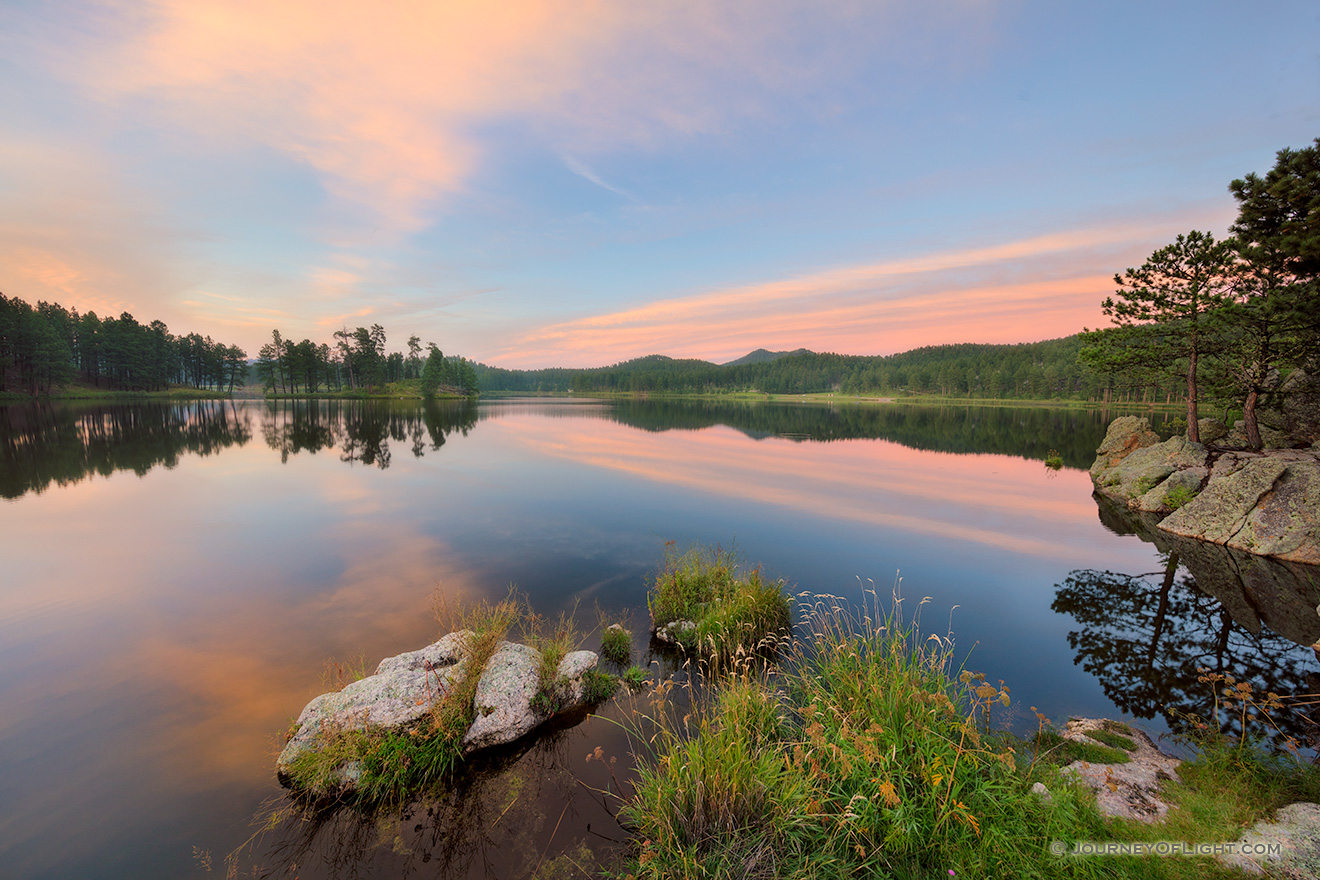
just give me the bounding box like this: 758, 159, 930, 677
261, 399, 479, 469
1055, 495, 1320, 746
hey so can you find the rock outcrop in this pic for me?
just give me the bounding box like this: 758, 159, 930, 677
277, 632, 599, 789
1057, 718, 1182, 823
1159, 452, 1320, 564
1090, 417, 1320, 564
1218, 802, 1320, 878
1045, 718, 1320, 876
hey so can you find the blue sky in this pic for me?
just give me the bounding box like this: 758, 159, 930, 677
1, 0, 1316, 367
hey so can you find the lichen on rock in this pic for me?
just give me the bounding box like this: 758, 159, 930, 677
1089, 417, 1320, 564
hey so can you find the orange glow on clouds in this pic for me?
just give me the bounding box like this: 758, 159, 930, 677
494, 221, 1177, 367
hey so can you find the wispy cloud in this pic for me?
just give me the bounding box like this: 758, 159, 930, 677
562, 155, 637, 201
46, 1, 999, 236
494, 218, 1195, 367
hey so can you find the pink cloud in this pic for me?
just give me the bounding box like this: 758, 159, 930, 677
492, 220, 1192, 367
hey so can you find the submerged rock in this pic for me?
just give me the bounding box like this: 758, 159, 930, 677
653, 619, 696, 646
277, 632, 599, 791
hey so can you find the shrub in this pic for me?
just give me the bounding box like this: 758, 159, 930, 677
1165, 484, 1198, 510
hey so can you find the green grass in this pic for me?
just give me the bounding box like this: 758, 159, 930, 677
621, 586, 1320, 879
1031, 730, 1132, 766
621, 665, 650, 691
1089, 728, 1138, 752
583, 668, 622, 703
1045, 449, 1064, 469
18, 384, 233, 401
601, 623, 633, 665
522, 606, 579, 715
648, 543, 792, 663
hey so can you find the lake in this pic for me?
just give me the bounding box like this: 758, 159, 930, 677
2, 398, 1316, 878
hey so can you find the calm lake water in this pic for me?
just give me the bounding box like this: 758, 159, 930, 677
2, 398, 1317, 879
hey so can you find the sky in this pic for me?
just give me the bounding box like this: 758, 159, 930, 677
1, 1, 1317, 369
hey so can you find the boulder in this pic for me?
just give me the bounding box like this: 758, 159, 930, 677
1092, 435, 1208, 503
1196, 417, 1229, 444
278, 630, 475, 775
462, 644, 597, 752
1158, 456, 1320, 564
1134, 466, 1207, 514
1224, 420, 1291, 450
278, 632, 600, 790
1281, 368, 1320, 446
1089, 417, 1160, 482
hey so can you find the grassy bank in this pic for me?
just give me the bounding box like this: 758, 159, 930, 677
264, 381, 471, 400
498, 389, 1185, 411
621, 587, 1320, 879
2, 385, 234, 401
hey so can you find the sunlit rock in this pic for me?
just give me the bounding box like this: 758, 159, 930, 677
277, 631, 599, 790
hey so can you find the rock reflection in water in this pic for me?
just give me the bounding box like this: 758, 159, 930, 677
241, 707, 632, 880
1053, 494, 1320, 745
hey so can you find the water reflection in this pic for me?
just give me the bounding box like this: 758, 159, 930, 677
486, 399, 1180, 469
0, 401, 252, 498
1055, 495, 1320, 744
0, 398, 1203, 878
0, 399, 481, 497
619, 400, 1179, 466
240, 712, 630, 880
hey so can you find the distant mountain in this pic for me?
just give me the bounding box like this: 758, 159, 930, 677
722, 348, 814, 367
604, 354, 717, 371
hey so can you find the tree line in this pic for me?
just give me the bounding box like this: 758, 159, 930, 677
475, 337, 1184, 402
0, 294, 247, 395
1081, 138, 1319, 447
256, 325, 478, 396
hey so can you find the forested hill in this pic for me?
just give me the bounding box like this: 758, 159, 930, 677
475, 336, 1173, 401
721, 348, 812, 366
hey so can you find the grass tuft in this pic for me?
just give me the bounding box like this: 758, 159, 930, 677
621, 665, 649, 692
648, 542, 792, 664
583, 668, 621, 704
601, 623, 633, 665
